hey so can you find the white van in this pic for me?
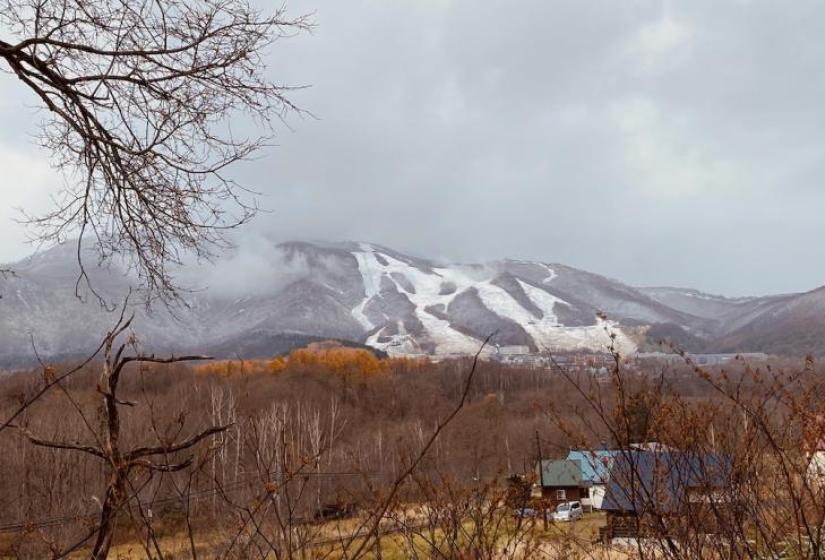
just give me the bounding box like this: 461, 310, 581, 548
552, 501, 583, 522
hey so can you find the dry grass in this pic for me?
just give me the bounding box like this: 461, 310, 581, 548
54, 511, 612, 559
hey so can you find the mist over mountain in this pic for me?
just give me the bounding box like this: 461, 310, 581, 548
1, 240, 822, 366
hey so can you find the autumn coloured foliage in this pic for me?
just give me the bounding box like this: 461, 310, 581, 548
192, 359, 273, 377
191, 342, 418, 377
276, 345, 386, 375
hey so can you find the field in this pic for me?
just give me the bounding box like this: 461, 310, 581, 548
73, 512, 613, 559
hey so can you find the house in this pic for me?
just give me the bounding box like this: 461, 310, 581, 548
600, 449, 731, 542
566, 449, 617, 509
534, 459, 590, 509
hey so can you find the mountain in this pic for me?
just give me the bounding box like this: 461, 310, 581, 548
638, 287, 791, 333
639, 285, 825, 355
711, 287, 825, 356
638, 287, 760, 325
0, 240, 823, 365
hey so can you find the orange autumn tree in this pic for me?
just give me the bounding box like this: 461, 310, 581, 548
192, 359, 273, 377
193, 341, 394, 377
284, 344, 388, 376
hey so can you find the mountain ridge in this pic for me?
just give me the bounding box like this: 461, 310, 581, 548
0, 240, 822, 365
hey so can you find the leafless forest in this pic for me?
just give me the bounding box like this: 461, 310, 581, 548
0, 321, 824, 558
0, 333, 570, 556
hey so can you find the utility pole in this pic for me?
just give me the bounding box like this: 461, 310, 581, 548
535, 430, 548, 530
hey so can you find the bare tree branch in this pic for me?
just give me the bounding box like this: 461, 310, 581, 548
0, 0, 312, 302
12, 424, 107, 459
126, 423, 231, 460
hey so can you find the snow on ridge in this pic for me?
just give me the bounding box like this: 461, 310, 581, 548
513, 280, 627, 352
517, 280, 563, 324
349, 246, 638, 356
541, 264, 557, 284
350, 246, 483, 354
351, 245, 381, 329
475, 281, 529, 321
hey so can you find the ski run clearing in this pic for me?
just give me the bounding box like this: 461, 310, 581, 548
351, 244, 637, 357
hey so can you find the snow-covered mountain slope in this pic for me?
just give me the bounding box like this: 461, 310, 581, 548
347, 242, 638, 355
1, 240, 822, 364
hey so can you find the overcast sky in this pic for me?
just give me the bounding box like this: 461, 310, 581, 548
3, 0, 825, 296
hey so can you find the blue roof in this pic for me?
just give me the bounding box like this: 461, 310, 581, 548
566, 450, 617, 484
601, 450, 731, 514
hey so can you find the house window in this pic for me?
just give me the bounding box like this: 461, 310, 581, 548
555, 489, 566, 501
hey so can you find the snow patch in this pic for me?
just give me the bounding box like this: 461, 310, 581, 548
350, 245, 637, 357
541, 264, 557, 284
351, 244, 381, 329
351, 246, 491, 354
517, 280, 563, 323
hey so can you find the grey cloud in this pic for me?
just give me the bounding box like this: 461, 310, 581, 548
175, 234, 312, 299
3, 0, 825, 296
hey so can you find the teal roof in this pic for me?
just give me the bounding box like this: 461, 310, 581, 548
537, 459, 584, 487
565, 450, 617, 484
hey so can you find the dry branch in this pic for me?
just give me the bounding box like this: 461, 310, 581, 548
0, 0, 312, 302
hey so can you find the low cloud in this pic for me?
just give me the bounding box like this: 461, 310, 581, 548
176, 234, 311, 299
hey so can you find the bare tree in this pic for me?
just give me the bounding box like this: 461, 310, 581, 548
0, 0, 311, 301
15, 313, 229, 558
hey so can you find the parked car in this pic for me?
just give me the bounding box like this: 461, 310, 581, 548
552, 501, 583, 522
512, 507, 538, 518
